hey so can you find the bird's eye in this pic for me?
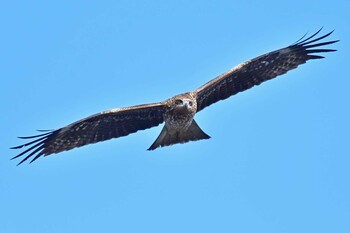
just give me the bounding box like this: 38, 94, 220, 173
188, 101, 193, 106
175, 99, 183, 105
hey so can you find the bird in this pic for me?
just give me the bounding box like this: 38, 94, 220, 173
11, 29, 338, 165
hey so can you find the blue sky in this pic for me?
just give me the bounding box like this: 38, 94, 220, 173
1, 1, 349, 232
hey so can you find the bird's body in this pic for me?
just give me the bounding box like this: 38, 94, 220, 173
149, 92, 210, 151
12, 29, 338, 165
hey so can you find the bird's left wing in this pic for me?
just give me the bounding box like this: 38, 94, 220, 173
195, 29, 338, 112
11, 102, 167, 165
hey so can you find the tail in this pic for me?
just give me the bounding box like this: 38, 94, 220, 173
148, 120, 210, 150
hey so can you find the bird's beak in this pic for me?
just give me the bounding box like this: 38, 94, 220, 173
183, 99, 193, 109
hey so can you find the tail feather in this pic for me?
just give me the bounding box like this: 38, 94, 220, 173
148, 120, 210, 150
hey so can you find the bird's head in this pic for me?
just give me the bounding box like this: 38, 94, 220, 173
173, 98, 196, 113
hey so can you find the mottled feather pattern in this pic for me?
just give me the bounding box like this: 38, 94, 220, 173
11, 29, 338, 165
12, 103, 166, 165
195, 29, 338, 112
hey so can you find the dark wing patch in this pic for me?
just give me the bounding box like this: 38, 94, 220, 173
195, 29, 338, 112
11, 103, 167, 165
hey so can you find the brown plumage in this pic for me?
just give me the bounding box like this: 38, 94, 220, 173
11, 29, 338, 165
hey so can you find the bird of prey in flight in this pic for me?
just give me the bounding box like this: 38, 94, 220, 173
11, 29, 338, 165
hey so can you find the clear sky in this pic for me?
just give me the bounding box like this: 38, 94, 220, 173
1, 1, 349, 232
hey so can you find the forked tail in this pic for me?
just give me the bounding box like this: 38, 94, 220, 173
148, 120, 210, 150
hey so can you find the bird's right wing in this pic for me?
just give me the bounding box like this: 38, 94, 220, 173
11, 102, 167, 165
195, 29, 338, 112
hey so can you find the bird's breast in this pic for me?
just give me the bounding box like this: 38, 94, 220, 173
164, 110, 195, 131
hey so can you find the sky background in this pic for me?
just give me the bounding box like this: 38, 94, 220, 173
1, 1, 349, 232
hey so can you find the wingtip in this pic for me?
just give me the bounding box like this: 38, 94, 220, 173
308, 55, 325, 59
293, 28, 338, 48
29, 153, 43, 164
16, 158, 26, 166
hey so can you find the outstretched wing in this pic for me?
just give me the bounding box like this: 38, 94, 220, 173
11, 103, 167, 165
195, 29, 338, 112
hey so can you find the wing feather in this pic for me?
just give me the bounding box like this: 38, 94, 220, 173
195, 29, 338, 112
11, 103, 167, 165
